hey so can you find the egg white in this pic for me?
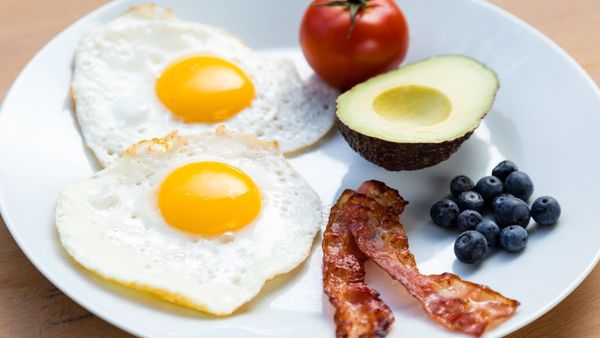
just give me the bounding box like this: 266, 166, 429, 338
71, 4, 338, 167
55, 128, 323, 315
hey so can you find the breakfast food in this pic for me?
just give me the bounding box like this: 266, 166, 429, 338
323, 190, 394, 337
300, 0, 409, 90
336, 55, 499, 170
492, 160, 519, 181
504, 171, 534, 201
454, 231, 488, 264
457, 210, 483, 232
324, 181, 519, 336
493, 195, 530, 228
457, 191, 485, 212
475, 176, 504, 202
475, 219, 501, 247
450, 175, 475, 197
430, 199, 460, 228
492, 194, 512, 211
71, 4, 337, 167
430, 161, 561, 263
531, 196, 561, 225
55, 128, 322, 315
499, 226, 528, 253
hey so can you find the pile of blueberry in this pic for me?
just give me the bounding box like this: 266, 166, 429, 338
429, 160, 561, 264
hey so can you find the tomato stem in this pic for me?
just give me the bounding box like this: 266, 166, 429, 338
312, 0, 370, 38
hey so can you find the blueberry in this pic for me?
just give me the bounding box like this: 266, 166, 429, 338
450, 175, 475, 197
454, 231, 488, 264
531, 196, 561, 225
456, 191, 484, 212
475, 176, 504, 203
492, 194, 513, 212
457, 210, 483, 232
504, 171, 534, 201
430, 199, 460, 228
475, 219, 500, 247
493, 195, 530, 228
492, 160, 518, 181
499, 225, 528, 253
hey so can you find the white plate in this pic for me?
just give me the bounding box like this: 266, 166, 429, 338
1, 0, 599, 337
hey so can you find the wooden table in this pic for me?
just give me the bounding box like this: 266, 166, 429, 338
1, 1, 598, 337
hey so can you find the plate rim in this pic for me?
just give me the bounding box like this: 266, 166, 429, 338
0, 0, 599, 337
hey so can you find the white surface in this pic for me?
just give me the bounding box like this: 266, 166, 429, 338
0, 0, 599, 337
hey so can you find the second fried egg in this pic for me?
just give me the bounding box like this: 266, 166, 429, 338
55, 128, 323, 315
72, 4, 338, 167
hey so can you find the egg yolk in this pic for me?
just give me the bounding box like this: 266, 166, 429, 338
158, 162, 261, 236
156, 56, 255, 123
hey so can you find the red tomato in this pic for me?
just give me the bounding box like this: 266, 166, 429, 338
300, 0, 409, 90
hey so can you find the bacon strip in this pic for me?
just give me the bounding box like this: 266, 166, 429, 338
323, 190, 394, 338
342, 181, 519, 337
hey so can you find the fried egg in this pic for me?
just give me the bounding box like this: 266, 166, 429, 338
55, 128, 323, 315
71, 4, 338, 167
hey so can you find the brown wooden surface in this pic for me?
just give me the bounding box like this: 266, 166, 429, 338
0, 0, 598, 337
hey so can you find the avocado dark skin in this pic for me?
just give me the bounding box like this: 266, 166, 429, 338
336, 116, 473, 171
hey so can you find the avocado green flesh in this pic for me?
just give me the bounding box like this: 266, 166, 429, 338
336, 55, 499, 144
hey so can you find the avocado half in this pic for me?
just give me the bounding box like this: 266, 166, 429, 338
336, 55, 499, 171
